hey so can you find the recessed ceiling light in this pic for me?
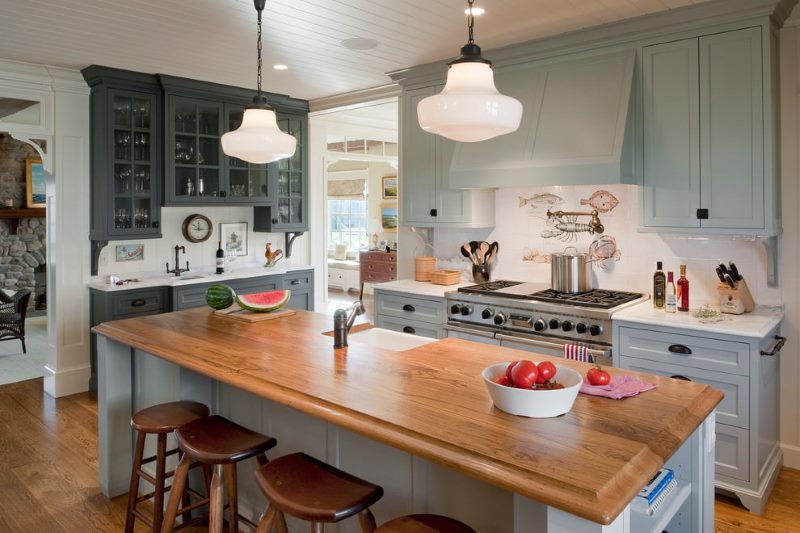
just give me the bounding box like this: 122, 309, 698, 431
341, 37, 379, 51
273, 64, 288, 70
465, 7, 485, 16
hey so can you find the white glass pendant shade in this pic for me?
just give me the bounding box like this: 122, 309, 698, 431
221, 107, 296, 164
417, 62, 522, 142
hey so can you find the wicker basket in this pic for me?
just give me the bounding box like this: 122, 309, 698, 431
414, 257, 436, 281
430, 269, 461, 285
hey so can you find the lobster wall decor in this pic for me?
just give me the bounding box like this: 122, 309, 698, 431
540, 209, 605, 242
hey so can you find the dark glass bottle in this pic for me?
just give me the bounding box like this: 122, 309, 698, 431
216, 241, 225, 274
677, 264, 689, 312
653, 261, 666, 308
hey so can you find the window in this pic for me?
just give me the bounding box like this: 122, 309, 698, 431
328, 198, 368, 254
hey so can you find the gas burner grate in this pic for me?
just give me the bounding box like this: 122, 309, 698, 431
458, 280, 523, 293
528, 289, 643, 309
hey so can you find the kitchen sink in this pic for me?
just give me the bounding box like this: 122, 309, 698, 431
345, 327, 437, 351
178, 275, 206, 280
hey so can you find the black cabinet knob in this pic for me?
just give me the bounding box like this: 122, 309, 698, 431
533, 319, 546, 332
575, 323, 587, 334
403, 326, 416, 334
670, 375, 692, 381
131, 299, 146, 307
402, 304, 416, 312
290, 279, 300, 285
589, 325, 603, 336
549, 318, 560, 330
481, 308, 494, 320
668, 344, 692, 355
430, 208, 438, 217
561, 320, 573, 332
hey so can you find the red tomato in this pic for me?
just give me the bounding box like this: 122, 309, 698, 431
536, 361, 557, 384
511, 360, 539, 389
505, 360, 520, 381
587, 365, 611, 386
494, 375, 511, 387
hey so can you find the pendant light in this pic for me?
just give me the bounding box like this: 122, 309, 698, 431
417, 0, 522, 143
221, 0, 296, 164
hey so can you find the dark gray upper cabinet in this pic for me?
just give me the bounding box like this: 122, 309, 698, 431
82, 66, 163, 241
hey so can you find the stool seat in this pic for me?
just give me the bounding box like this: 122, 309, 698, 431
176, 415, 277, 464
375, 514, 475, 533
131, 401, 210, 433
254, 452, 384, 523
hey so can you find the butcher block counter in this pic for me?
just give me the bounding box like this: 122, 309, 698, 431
93, 308, 722, 533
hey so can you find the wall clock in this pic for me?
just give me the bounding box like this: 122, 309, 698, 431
182, 214, 213, 243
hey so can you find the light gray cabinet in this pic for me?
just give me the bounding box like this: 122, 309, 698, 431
373, 288, 446, 339
613, 320, 783, 514
641, 27, 775, 234
400, 86, 494, 228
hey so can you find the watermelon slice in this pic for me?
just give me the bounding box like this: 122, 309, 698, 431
236, 290, 291, 312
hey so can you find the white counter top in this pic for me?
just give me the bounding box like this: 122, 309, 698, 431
612, 300, 784, 338
87, 264, 313, 292
373, 278, 474, 298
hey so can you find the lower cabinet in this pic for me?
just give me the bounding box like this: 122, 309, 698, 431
283, 269, 314, 311
373, 288, 446, 339
172, 275, 281, 310
613, 321, 782, 513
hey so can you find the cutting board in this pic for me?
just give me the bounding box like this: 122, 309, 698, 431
213, 305, 296, 322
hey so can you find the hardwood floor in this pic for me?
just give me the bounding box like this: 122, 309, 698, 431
1, 377, 799, 532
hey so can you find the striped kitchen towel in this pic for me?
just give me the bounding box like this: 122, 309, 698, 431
564, 344, 591, 362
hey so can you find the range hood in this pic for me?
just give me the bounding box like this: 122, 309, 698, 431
448, 49, 636, 189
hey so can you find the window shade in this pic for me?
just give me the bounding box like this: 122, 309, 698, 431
327, 179, 366, 199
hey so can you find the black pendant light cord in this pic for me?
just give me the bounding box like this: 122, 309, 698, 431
250, 0, 270, 109
467, 0, 475, 44
453, 0, 489, 65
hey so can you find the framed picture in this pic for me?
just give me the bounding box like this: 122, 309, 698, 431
381, 204, 398, 232
25, 158, 45, 208
115, 244, 144, 262
220, 222, 248, 256
382, 176, 398, 199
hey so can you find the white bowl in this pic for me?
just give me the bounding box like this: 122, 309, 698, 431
482, 362, 583, 418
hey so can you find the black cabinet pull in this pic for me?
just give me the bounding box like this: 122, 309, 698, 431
668, 344, 692, 355
430, 208, 437, 217
670, 375, 692, 381
152, 221, 159, 228
131, 299, 146, 307
402, 304, 415, 312
761, 336, 787, 356
403, 326, 416, 334
290, 279, 300, 285
272, 218, 278, 224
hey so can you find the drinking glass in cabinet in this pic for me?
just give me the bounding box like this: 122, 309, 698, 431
113, 98, 131, 127
290, 173, 302, 194
116, 167, 132, 193
134, 208, 149, 228
278, 173, 289, 195
115, 132, 131, 160
175, 108, 196, 133
134, 168, 150, 192
114, 208, 132, 229
134, 133, 149, 161
198, 107, 219, 135
133, 100, 150, 129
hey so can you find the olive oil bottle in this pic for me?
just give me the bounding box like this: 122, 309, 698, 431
653, 261, 666, 308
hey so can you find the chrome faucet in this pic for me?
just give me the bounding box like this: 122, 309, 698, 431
333, 301, 366, 348
166, 245, 190, 276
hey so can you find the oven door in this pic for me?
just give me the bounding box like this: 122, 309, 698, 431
444, 324, 500, 346
496, 332, 612, 365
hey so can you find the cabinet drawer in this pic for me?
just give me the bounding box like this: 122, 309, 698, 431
360, 252, 396, 263
716, 423, 750, 482
618, 326, 749, 375
376, 315, 445, 339
361, 271, 396, 283
376, 294, 444, 324
618, 355, 749, 429
111, 289, 167, 318
361, 262, 396, 274
283, 270, 313, 291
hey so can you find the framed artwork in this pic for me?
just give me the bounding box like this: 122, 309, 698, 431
381, 204, 398, 232
220, 222, 248, 256
115, 244, 144, 262
382, 176, 398, 199
25, 158, 45, 208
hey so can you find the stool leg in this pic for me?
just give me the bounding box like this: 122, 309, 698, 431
224, 464, 238, 533
256, 505, 276, 533
153, 433, 168, 532
124, 431, 147, 533
275, 510, 289, 533
357, 509, 377, 533
209, 464, 225, 533
160, 453, 191, 533
256, 452, 269, 467
312, 522, 324, 533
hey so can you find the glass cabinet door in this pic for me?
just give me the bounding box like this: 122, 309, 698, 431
226, 104, 271, 203
170, 96, 223, 200
272, 116, 305, 228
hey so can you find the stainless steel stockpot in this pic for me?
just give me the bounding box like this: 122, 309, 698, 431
550, 247, 593, 294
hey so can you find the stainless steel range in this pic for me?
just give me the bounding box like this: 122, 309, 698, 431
444, 280, 647, 363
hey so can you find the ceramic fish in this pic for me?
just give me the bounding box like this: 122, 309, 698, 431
588, 235, 621, 269
522, 247, 551, 263
580, 190, 619, 213
518, 193, 564, 209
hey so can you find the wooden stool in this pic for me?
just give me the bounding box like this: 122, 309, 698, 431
254, 452, 384, 533
125, 400, 210, 533
161, 415, 278, 533
375, 514, 476, 532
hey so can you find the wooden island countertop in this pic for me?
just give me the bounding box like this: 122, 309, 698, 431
93, 308, 723, 526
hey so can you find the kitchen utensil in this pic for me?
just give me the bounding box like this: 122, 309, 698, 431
460, 243, 474, 263
550, 247, 593, 294
728, 262, 742, 281
469, 241, 481, 264
479, 241, 490, 265
718, 263, 730, 277
724, 273, 737, 289
715, 266, 726, 283
487, 241, 499, 264
482, 363, 582, 418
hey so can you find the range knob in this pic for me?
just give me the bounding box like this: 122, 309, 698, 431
590, 325, 603, 336
460, 305, 473, 316
494, 313, 507, 326
481, 308, 494, 320
450, 304, 462, 315
549, 318, 561, 330
561, 320, 574, 332
575, 323, 587, 334
533, 319, 547, 332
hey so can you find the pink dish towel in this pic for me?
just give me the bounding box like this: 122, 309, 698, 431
564, 344, 591, 362
580, 375, 657, 399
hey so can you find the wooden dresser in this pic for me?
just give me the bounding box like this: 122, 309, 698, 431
359, 251, 397, 285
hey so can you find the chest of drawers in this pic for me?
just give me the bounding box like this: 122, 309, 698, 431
359, 251, 397, 284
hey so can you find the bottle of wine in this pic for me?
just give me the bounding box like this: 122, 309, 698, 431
665, 272, 677, 313
216, 241, 225, 274
677, 264, 689, 312
653, 261, 666, 309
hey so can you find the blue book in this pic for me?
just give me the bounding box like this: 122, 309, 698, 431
638, 468, 675, 505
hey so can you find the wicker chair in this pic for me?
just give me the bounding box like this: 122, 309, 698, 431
0, 289, 31, 353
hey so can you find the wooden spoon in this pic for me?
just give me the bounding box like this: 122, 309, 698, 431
479, 242, 490, 265
468, 241, 481, 264
460, 243, 473, 262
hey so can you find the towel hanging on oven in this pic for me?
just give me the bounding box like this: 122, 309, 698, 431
564, 344, 592, 363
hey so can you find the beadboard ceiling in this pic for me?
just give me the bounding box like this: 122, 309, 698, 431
0, 0, 710, 101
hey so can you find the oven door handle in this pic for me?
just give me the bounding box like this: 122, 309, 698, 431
443, 324, 497, 339
496, 333, 611, 359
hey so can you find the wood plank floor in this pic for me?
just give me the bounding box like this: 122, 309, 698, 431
1, 378, 798, 532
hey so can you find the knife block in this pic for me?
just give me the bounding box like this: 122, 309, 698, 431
717, 279, 755, 315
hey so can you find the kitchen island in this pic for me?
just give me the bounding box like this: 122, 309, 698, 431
94, 309, 722, 532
